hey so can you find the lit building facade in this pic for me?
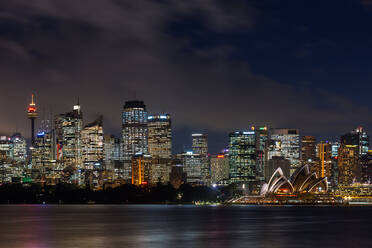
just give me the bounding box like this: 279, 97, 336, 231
338, 145, 359, 186
179, 151, 204, 185
11, 133, 27, 163
131, 154, 152, 186
301, 136, 316, 163
147, 114, 172, 184
0, 136, 13, 162
360, 151, 372, 184
341, 127, 369, 156
210, 154, 229, 184
31, 131, 53, 169
331, 142, 340, 158
252, 126, 268, 180
103, 134, 122, 170
316, 141, 332, 179
55, 102, 83, 168
148, 114, 172, 159
229, 131, 257, 184
81, 117, 104, 170
268, 129, 300, 175
192, 133, 210, 185
122, 100, 148, 180
192, 134, 208, 155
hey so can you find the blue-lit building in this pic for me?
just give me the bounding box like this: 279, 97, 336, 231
331, 142, 340, 158
31, 129, 53, 169
228, 131, 257, 185
121, 100, 148, 180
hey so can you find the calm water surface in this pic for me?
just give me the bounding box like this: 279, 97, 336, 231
0, 205, 371, 248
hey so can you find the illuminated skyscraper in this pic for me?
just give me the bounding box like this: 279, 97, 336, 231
81, 116, 104, 170
331, 142, 340, 158
0, 136, 13, 162
341, 127, 369, 156
103, 134, 121, 170
55, 102, 83, 168
268, 128, 300, 175
301, 136, 316, 163
131, 154, 152, 186
229, 131, 257, 185
210, 153, 229, 185
360, 151, 372, 184
192, 133, 210, 185
27, 94, 38, 146
192, 134, 208, 155
179, 151, 204, 185
316, 141, 332, 179
148, 114, 172, 159
31, 130, 53, 169
10, 133, 27, 163
147, 114, 172, 184
338, 144, 359, 185
252, 126, 268, 179
122, 100, 148, 180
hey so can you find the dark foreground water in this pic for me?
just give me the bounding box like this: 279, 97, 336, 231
0, 205, 371, 248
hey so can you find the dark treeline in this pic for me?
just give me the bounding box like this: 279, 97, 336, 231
0, 183, 233, 204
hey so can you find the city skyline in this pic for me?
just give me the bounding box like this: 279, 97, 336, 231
1, 1, 372, 155
0, 93, 369, 155
2, 2, 372, 247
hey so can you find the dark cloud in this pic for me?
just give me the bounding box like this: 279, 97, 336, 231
361, 0, 372, 6
0, 0, 371, 153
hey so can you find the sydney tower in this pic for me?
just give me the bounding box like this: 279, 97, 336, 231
27, 94, 38, 146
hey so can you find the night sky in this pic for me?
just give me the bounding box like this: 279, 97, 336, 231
1, 0, 372, 154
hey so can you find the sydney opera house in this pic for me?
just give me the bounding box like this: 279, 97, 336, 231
261, 164, 328, 196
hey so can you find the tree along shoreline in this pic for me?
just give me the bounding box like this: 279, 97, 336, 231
0, 183, 233, 204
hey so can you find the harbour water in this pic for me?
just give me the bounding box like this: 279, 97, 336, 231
0, 205, 371, 248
